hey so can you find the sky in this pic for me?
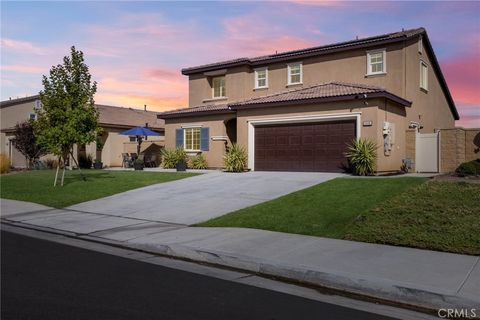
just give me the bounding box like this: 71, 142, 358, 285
1, 1, 479, 128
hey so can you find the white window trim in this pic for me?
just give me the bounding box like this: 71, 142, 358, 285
366, 49, 386, 76
287, 62, 303, 85
183, 127, 202, 152
246, 112, 361, 170
420, 60, 428, 91
254, 67, 268, 89
212, 76, 226, 99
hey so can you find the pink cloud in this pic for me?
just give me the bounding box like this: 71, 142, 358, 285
1, 64, 46, 74
442, 53, 480, 106
1, 38, 50, 55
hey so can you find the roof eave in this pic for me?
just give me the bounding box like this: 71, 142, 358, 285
181, 36, 410, 75
422, 33, 459, 120
158, 109, 235, 119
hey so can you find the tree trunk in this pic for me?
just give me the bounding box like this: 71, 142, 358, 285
54, 158, 60, 187
69, 150, 86, 181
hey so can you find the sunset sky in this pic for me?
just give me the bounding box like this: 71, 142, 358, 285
1, 1, 479, 127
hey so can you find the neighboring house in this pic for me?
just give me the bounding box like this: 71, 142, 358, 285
159, 27, 459, 172
0, 95, 165, 168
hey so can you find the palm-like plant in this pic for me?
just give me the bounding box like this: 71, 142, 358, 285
224, 144, 247, 172
344, 138, 378, 176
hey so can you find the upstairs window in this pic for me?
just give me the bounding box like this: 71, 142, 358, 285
287, 62, 302, 85
254, 67, 268, 89
420, 61, 428, 91
184, 127, 201, 151
212, 76, 226, 98
418, 36, 423, 54
367, 49, 386, 75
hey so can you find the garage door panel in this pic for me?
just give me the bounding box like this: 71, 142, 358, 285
254, 120, 355, 172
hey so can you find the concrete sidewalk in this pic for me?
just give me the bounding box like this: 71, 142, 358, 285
1, 198, 479, 313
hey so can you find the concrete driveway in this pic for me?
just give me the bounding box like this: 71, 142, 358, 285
67, 171, 341, 225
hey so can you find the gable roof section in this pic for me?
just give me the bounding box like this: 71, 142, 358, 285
0, 95, 40, 108
181, 28, 425, 75
97, 104, 164, 129
158, 82, 411, 119
0, 96, 164, 130
181, 27, 458, 120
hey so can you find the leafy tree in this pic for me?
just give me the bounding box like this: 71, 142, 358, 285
34, 46, 100, 186
12, 120, 46, 168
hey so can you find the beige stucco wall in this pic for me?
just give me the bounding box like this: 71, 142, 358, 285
167, 99, 409, 172
1, 100, 41, 168
440, 128, 480, 172
187, 36, 456, 133
236, 98, 406, 172
403, 38, 455, 132
164, 114, 236, 168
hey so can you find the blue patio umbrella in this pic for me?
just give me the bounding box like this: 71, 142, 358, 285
120, 126, 160, 156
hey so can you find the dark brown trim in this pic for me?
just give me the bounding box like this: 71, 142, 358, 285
0, 95, 40, 108
421, 33, 459, 120
181, 32, 420, 75
158, 109, 235, 119
230, 92, 411, 110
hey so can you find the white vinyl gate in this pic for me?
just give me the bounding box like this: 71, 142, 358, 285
415, 132, 439, 173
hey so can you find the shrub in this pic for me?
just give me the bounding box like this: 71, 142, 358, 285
455, 160, 480, 176
0, 154, 10, 174
344, 138, 378, 176
78, 154, 93, 169
161, 147, 188, 168
189, 154, 208, 169
45, 158, 59, 169
224, 144, 247, 172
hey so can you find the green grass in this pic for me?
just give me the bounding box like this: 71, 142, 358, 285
199, 177, 480, 255
0, 170, 198, 208
345, 181, 480, 255
199, 177, 426, 238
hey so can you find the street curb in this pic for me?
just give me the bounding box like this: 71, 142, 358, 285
2, 220, 479, 316
126, 242, 479, 312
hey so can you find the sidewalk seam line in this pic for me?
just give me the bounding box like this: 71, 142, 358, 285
456, 256, 480, 294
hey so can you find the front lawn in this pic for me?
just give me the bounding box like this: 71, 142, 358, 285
198, 177, 480, 255
199, 177, 426, 238
344, 181, 480, 255
0, 170, 198, 208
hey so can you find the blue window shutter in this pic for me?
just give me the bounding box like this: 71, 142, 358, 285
175, 129, 183, 147
200, 127, 209, 151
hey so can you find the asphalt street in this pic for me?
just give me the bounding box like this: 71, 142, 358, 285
1, 231, 397, 320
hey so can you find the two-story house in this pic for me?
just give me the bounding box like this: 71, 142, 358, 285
159, 27, 459, 172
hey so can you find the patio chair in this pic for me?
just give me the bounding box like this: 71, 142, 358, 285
122, 153, 132, 168
144, 154, 157, 168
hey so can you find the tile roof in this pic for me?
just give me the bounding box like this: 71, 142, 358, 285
0, 96, 164, 129
158, 82, 411, 118
158, 103, 233, 118
182, 28, 425, 75
97, 104, 164, 129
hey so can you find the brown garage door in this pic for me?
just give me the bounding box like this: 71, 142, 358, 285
254, 120, 355, 172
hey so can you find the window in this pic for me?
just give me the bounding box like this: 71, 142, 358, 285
367, 49, 386, 75
287, 62, 302, 85
418, 36, 423, 54
129, 136, 136, 142
212, 76, 226, 98
184, 127, 201, 151
420, 61, 428, 91
29, 113, 37, 121
254, 67, 268, 89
